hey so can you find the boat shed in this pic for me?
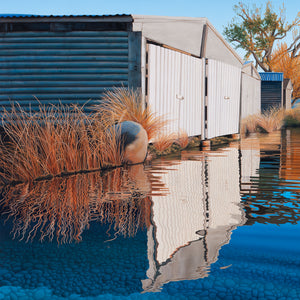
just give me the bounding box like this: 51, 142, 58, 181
283, 79, 292, 110
241, 62, 261, 119
259, 72, 292, 111
0, 14, 243, 139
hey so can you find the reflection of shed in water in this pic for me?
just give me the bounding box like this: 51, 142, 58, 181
143, 148, 246, 292
239, 136, 261, 192
280, 129, 300, 182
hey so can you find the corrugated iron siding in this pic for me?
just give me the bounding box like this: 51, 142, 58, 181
241, 72, 261, 119
0, 31, 129, 113
261, 81, 282, 111
147, 44, 204, 138
206, 59, 241, 139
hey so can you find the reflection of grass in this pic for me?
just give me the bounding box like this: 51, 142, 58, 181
0, 166, 152, 243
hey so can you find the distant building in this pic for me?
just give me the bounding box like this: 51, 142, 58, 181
241, 62, 261, 119
259, 72, 292, 111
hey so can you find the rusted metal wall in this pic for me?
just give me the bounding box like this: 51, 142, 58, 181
206, 59, 241, 139
147, 44, 204, 138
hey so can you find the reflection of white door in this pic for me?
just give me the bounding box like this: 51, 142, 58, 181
147, 44, 205, 137
206, 59, 241, 139
143, 148, 245, 292
150, 160, 206, 265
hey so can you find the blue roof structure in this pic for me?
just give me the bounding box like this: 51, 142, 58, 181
259, 72, 283, 82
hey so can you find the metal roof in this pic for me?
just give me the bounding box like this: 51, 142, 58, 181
0, 14, 243, 66
259, 72, 283, 82
0, 14, 131, 19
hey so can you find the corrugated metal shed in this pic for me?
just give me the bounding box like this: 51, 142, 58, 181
0, 14, 140, 113
0, 14, 131, 18
206, 59, 241, 139
283, 78, 293, 110
0, 14, 244, 140
132, 15, 243, 68
147, 44, 204, 138
0, 31, 135, 113
259, 72, 293, 111
241, 62, 261, 119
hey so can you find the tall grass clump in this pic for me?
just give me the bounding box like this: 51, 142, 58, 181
257, 106, 285, 133
241, 106, 287, 135
153, 132, 177, 152
95, 88, 167, 141
0, 103, 123, 184
241, 114, 260, 135
283, 106, 300, 126
175, 130, 189, 149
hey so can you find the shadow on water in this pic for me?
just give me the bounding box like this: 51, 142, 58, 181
0, 128, 300, 297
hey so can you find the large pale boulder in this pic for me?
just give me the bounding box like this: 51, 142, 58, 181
113, 121, 148, 164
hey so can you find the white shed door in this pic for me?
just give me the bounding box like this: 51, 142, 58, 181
206, 59, 241, 139
147, 44, 204, 138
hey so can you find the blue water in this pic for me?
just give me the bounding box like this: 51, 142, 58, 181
1, 129, 300, 299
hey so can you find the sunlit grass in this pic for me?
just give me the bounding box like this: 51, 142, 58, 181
241, 106, 300, 135
0, 103, 123, 184
153, 132, 177, 152
0, 88, 172, 184
257, 107, 285, 133
241, 114, 260, 135
175, 130, 189, 149
94, 88, 168, 141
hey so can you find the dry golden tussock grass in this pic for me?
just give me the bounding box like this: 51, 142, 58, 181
175, 130, 189, 149
0, 104, 123, 184
257, 107, 285, 133
241, 106, 292, 135
95, 88, 168, 141
153, 132, 177, 152
241, 114, 260, 135
285, 106, 300, 120
0, 88, 171, 184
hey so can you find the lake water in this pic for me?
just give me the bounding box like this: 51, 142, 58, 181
0, 129, 300, 299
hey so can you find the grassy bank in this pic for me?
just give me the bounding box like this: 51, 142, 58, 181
0, 89, 179, 185
241, 106, 300, 135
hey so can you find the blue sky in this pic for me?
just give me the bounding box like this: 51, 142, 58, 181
1, 0, 299, 58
